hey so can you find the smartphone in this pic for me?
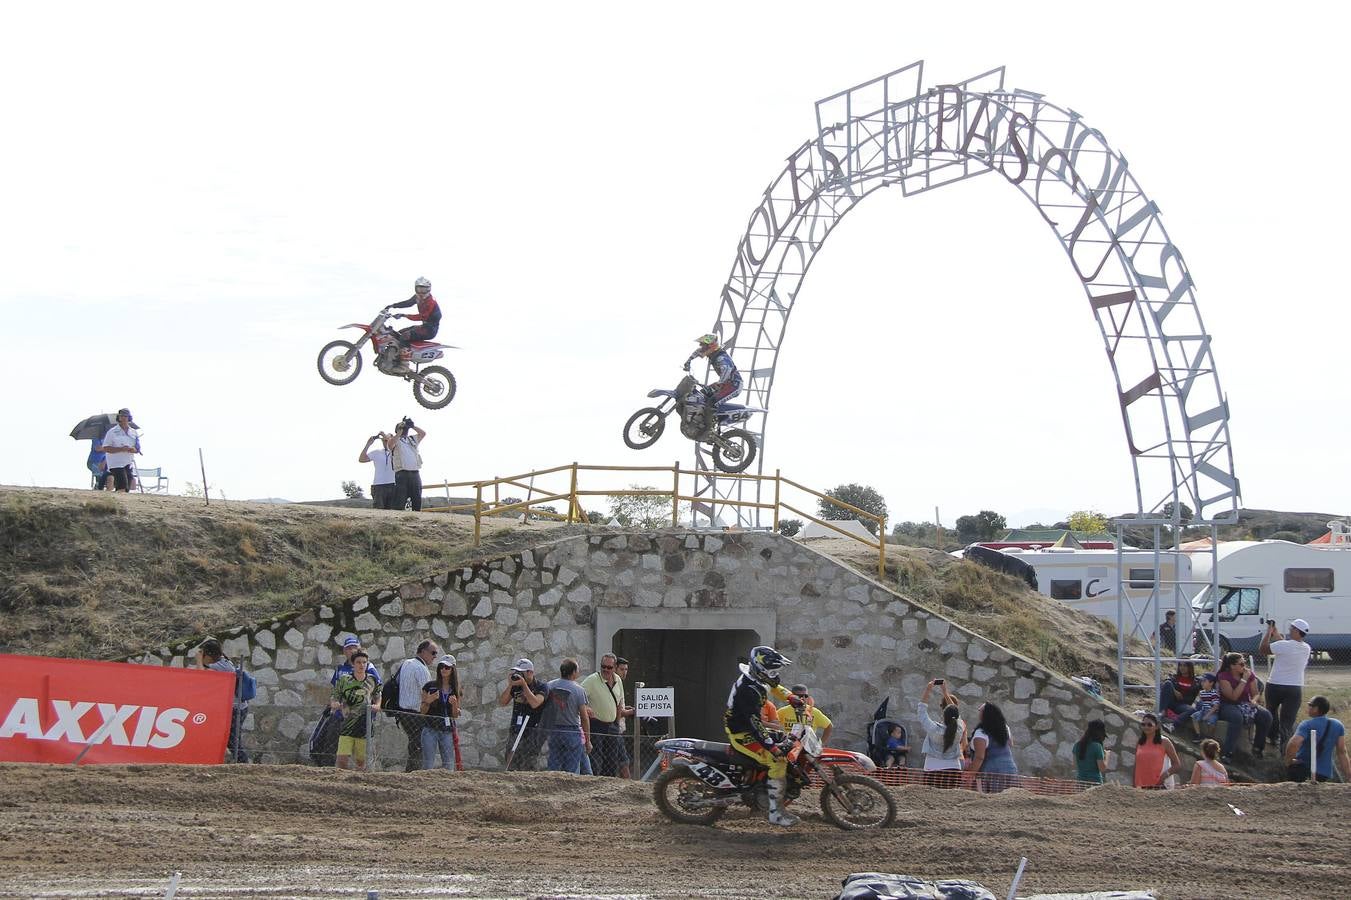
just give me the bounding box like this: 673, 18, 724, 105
933, 678, 945, 686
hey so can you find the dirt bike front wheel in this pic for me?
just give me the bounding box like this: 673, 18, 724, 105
712, 428, 757, 473
623, 407, 666, 450
653, 767, 726, 826
413, 366, 457, 410
819, 774, 896, 830
317, 340, 362, 386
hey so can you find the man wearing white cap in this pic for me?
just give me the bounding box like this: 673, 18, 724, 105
1260, 617, 1312, 750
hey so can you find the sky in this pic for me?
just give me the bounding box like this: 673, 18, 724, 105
2, 2, 1348, 527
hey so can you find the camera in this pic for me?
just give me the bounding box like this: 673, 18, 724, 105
1267, 619, 1277, 627
402, 416, 415, 430
509, 671, 524, 683
933, 678, 945, 686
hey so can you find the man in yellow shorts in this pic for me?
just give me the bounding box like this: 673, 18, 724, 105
777, 683, 833, 745
334, 649, 378, 770
723, 645, 804, 827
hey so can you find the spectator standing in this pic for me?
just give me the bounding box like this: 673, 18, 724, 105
196, 638, 246, 763
1158, 661, 1200, 726
1073, 720, 1111, 785
395, 639, 439, 771
95, 408, 141, 493
498, 658, 549, 770
916, 680, 965, 787
333, 650, 378, 771
613, 657, 633, 778
968, 702, 1018, 793
1216, 652, 1273, 761
1189, 739, 1229, 785
419, 654, 461, 771
1153, 610, 1178, 655
776, 683, 834, 745
1260, 618, 1313, 751
330, 636, 382, 692
1284, 696, 1349, 783
540, 658, 592, 773
359, 431, 397, 510
389, 417, 426, 511
581, 653, 631, 777
1132, 713, 1182, 789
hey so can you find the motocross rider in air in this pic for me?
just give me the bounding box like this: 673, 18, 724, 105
724, 645, 804, 827
384, 277, 442, 365
683, 333, 742, 429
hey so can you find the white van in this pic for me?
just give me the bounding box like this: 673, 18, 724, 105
995, 547, 1196, 642
1190, 537, 1351, 661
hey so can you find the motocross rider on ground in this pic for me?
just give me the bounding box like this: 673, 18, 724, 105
724, 645, 805, 827
683, 334, 742, 430
384, 277, 442, 366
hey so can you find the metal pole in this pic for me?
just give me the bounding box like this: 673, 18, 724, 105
633, 681, 644, 778
671, 464, 679, 527
1117, 521, 1126, 705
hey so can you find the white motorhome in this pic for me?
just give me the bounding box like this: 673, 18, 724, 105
993, 547, 1196, 641
1190, 526, 1351, 660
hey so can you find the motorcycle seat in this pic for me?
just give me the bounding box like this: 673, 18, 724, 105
716, 403, 747, 412
408, 340, 440, 349
680, 738, 737, 760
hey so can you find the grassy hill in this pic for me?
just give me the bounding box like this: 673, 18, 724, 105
0, 486, 577, 660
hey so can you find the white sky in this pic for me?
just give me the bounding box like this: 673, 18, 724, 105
2, 2, 1347, 526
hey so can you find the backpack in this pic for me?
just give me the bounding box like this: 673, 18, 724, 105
380, 663, 404, 717
235, 669, 257, 703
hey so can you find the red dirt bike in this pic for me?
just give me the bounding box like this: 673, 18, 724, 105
316, 308, 458, 410
653, 724, 896, 830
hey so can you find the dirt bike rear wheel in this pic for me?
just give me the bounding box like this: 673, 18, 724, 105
712, 428, 757, 473
653, 767, 726, 826
623, 407, 666, 450
317, 340, 362, 386
819, 774, 896, 830
413, 366, 457, 410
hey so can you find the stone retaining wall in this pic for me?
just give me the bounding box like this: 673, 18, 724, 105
137, 530, 1142, 776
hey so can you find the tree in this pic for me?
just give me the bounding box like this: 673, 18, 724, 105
341, 480, 366, 500
181, 482, 203, 498
818, 483, 887, 536
608, 484, 679, 529
1161, 501, 1193, 525
955, 510, 1007, 543
1068, 510, 1109, 533
777, 518, 804, 537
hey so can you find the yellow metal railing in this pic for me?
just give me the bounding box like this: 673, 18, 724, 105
421, 463, 887, 579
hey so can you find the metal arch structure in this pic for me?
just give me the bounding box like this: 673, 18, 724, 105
692, 62, 1240, 532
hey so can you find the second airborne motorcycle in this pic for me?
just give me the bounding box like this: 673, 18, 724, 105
316, 308, 458, 410
622, 374, 764, 473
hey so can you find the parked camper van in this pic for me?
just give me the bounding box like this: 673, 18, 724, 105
991, 547, 1196, 642
1190, 532, 1351, 660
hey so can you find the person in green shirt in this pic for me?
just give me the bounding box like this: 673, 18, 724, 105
333, 650, 378, 770
1073, 719, 1111, 784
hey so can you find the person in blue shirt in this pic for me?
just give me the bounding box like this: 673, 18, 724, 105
1283, 695, 1349, 783
329, 636, 382, 712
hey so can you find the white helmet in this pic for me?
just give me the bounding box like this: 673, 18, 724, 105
414, 277, 432, 292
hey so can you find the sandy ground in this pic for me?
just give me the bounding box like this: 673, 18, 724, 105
0, 765, 1345, 899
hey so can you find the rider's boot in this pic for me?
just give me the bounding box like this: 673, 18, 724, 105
766, 778, 799, 827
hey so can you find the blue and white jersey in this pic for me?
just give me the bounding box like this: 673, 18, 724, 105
707, 349, 742, 391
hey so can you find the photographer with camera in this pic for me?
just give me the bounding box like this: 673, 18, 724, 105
358, 431, 397, 510
389, 416, 427, 511
1260, 617, 1313, 751
497, 658, 548, 770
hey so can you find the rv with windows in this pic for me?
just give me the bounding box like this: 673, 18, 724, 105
987, 547, 1197, 642
1190, 527, 1351, 661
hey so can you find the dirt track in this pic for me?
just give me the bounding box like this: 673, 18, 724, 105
0, 765, 1344, 899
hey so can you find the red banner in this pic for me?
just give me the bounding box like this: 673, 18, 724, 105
0, 653, 234, 765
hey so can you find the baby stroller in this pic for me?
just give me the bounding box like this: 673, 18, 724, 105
865, 698, 908, 768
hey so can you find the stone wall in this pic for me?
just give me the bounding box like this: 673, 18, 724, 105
136, 530, 1144, 777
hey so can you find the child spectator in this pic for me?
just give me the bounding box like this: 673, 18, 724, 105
1191, 674, 1221, 727
333, 650, 377, 771
882, 725, 908, 768
1189, 738, 1229, 785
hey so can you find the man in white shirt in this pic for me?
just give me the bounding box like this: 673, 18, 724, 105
396, 639, 439, 771
1260, 617, 1313, 750
95, 408, 141, 492
358, 431, 397, 509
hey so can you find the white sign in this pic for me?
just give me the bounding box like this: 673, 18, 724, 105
636, 687, 675, 717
